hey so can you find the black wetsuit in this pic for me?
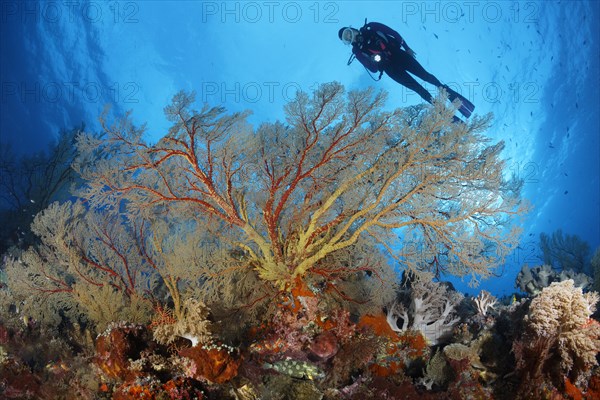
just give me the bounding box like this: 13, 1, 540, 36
352, 22, 443, 103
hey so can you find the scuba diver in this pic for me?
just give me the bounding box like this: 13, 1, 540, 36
339, 20, 475, 119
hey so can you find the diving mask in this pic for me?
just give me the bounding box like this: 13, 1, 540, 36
341, 28, 358, 45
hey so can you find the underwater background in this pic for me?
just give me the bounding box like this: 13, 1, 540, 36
1, 1, 600, 399
1, 0, 598, 296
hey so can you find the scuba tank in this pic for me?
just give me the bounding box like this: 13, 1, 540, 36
350, 18, 390, 80
345, 19, 402, 80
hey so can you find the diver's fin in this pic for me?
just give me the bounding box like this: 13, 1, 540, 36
457, 103, 473, 119
444, 86, 475, 118
452, 94, 474, 118
457, 96, 475, 118
459, 95, 475, 113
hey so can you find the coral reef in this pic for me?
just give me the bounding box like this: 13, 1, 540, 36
308, 331, 339, 360
151, 298, 213, 347
515, 279, 600, 394
0, 277, 599, 399
0, 84, 597, 399
179, 343, 241, 384
386, 278, 463, 345
540, 229, 591, 274
516, 264, 592, 295
95, 323, 153, 381
73, 284, 153, 332
420, 349, 452, 389
473, 290, 497, 316
112, 376, 205, 400
592, 247, 600, 294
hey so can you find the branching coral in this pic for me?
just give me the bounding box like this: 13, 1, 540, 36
592, 247, 600, 294
76, 82, 525, 295
516, 264, 592, 295
152, 298, 213, 347
473, 290, 497, 316
386, 278, 462, 345
521, 279, 600, 388
3, 201, 159, 334
540, 230, 591, 273
73, 284, 152, 332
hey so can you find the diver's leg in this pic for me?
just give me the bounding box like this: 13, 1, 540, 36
385, 65, 434, 103
397, 51, 443, 87
396, 51, 475, 117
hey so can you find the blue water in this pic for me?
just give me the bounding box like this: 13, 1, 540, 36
1, 0, 598, 297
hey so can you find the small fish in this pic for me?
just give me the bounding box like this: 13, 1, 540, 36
46, 361, 71, 373
250, 337, 285, 354
564, 190, 568, 195
263, 359, 324, 380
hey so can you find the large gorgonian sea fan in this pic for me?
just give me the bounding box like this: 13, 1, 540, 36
74, 82, 526, 292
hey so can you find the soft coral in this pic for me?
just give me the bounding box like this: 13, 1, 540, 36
386, 278, 462, 345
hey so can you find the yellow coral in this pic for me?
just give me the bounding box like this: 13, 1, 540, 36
526, 280, 600, 385
74, 284, 152, 331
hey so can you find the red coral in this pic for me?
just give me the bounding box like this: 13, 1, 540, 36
113, 377, 205, 400
327, 308, 359, 344
0, 323, 10, 344
179, 345, 241, 384
358, 313, 431, 377
94, 323, 149, 381
0, 358, 61, 399
586, 373, 600, 399
397, 330, 429, 360
369, 360, 403, 378
365, 376, 442, 399
565, 378, 584, 400
149, 303, 177, 331
358, 313, 400, 339
446, 357, 491, 400
254, 292, 317, 357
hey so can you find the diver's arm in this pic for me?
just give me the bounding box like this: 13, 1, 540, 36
352, 47, 380, 73
366, 22, 404, 48
403, 43, 417, 58
367, 21, 417, 57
